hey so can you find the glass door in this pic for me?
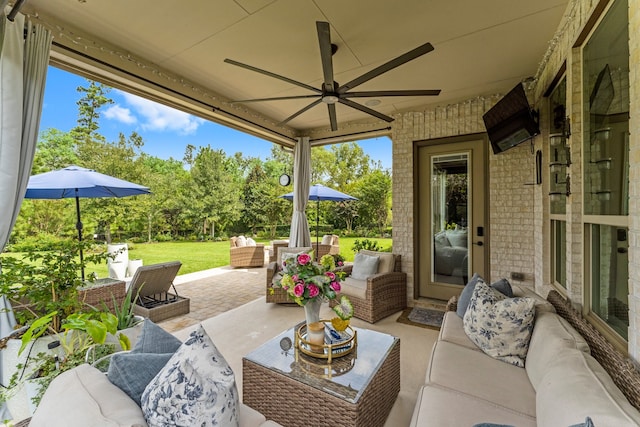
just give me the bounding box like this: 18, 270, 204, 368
417, 137, 487, 300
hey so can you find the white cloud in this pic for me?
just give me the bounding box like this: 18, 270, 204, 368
103, 105, 137, 124
119, 91, 205, 135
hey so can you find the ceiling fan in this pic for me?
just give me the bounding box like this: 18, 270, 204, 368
224, 21, 441, 131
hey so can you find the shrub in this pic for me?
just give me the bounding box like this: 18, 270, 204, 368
351, 239, 382, 253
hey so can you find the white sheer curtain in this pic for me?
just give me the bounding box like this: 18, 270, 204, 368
0, 11, 51, 421
0, 11, 51, 252
289, 137, 312, 247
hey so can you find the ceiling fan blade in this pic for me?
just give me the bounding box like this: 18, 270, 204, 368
231, 94, 319, 103
338, 98, 394, 122
338, 42, 435, 93
316, 21, 335, 93
327, 103, 338, 131
278, 98, 323, 126
225, 58, 321, 94
343, 89, 441, 98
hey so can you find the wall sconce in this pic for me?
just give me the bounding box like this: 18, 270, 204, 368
550, 133, 565, 147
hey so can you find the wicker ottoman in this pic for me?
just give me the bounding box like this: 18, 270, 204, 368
243, 325, 400, 427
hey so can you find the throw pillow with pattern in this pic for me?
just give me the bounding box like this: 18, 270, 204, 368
463, 280, 535, 367
141, 325, 240, 427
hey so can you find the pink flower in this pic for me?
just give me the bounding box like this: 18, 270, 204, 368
291, 275, 299, 282
330, 281, 341, 292
338, 261, 344, 266
325, 271, 336, 280
308, 284, 320, 297
293, 284, 305, 297
297, 253, 311, 265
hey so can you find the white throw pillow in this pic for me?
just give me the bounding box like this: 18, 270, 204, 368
235, 236, 247, 247
321, 235, 333, 245
246, 237, 257, 246
463, 280, 535, 367
141, 325, 240, 427
351, 252, 380, 280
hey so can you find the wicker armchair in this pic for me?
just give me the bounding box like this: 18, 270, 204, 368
268, 240, 289, 263
265, 246, 312, 304
230, 236, 266, 268
330, 250, 407, 323
311, 234, 340, 261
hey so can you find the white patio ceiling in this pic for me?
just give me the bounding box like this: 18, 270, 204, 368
19, 0, 569, 147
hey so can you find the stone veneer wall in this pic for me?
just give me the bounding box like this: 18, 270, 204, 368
391, 0, 640, 361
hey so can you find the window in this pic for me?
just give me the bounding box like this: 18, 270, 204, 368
583, 0, 629, 339
549, 77, 567, 288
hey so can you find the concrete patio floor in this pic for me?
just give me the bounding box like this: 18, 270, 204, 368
157, 265, 267, 333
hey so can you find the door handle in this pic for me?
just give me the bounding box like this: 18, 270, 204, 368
473, 241, 484, 246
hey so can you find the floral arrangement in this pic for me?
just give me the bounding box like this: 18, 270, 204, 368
272, 253, 353, 323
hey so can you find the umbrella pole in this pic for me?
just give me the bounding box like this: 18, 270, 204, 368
316, 199, 320, 258
75, 194, 85, 281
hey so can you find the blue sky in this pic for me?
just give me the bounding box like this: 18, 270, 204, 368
39, 67, 392, 169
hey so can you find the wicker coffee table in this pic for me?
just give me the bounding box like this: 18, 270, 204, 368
243, 323, 400, 427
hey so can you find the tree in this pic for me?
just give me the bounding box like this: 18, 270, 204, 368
31, 129, 78, 173
240, 164, 271, 235
188, 146, 243, 238
355, 169, 392, 235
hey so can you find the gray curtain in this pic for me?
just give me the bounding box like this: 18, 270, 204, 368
0, 10, 51, 421
289, 137, 311, 247
0, 12, 51, 252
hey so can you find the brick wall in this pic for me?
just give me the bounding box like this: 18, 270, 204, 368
391, 0, 640, 361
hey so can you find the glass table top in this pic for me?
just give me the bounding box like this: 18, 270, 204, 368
243, 322, 399, 403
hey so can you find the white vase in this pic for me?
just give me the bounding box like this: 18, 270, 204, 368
304, 298, 323, 326
106, 243, 129, 265
108, 261, 127, 280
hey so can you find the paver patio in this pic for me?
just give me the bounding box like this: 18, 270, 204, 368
158, 265, 267, 333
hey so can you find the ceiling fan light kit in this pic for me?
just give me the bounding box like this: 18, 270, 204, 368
225, 21, 440, 132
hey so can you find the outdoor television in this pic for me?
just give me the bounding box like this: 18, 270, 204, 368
483, 82, 539, 154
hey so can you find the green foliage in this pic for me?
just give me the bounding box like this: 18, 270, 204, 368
351, 238, 382, 253
0, 239, 112, 329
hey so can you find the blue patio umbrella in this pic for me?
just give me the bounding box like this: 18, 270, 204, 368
25, 165, 151, 280
280, 184, 357, 248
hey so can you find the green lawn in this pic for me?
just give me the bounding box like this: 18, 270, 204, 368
2, 237, 393, 279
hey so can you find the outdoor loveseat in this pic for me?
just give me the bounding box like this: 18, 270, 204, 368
230, 236, 266, 268
410, 278, 640, 426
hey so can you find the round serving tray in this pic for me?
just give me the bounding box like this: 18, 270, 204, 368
294, 321, 357, 363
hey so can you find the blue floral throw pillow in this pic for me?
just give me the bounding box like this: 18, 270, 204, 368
140, 325, 240, 427
463, 280, 535, 367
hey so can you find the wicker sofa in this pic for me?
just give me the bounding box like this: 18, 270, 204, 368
329, 250, 407, 323
410, 284, 640, 426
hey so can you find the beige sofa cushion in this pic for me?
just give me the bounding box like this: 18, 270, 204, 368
30, 363, 148, 427
537, 349, 640, 426
426, 341, 537, 417
360, 250, 395, 273
438, 311, 481, 351
512, 284, 556, 314
526, 311, 590, 389
340, 276, 367, 299
410, 384, 536, 427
